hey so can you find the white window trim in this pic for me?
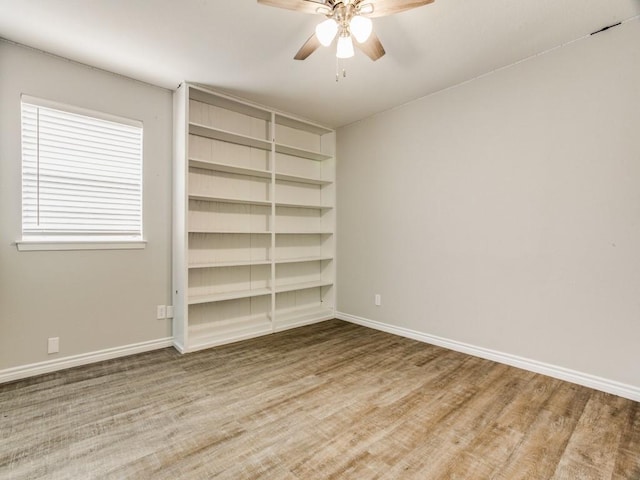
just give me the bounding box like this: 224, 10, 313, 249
21, 95, 142, 128
16, 240, 147, 252
18, 95, 145, 251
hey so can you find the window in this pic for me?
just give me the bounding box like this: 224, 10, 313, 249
18, 96, 144, 250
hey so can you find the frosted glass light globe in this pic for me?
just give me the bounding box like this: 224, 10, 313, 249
336, 34, 355, 58
349, 15, 372, 43
315, 19, 338, 46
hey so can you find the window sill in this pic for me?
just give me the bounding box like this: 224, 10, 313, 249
16, 240, 147, 252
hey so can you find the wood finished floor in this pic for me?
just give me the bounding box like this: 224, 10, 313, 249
1, 320, 638, 480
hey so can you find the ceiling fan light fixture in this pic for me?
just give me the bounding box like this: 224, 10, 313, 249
336, 34, 354, 58
356, 3, 374, 15
315, 6, 332, 15
315, 18, 338, 47
349, 15, 372, 43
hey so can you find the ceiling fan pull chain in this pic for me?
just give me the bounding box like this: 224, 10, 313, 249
335, 57, 347, 83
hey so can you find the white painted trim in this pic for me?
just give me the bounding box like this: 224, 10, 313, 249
16, 240, 147, 251
21, 94, 143, 128
336, 312, 640, 402
0, 337, 173, 384
273, 313, 334, 333
185, 328, 273, 353
172, 339, 186, 354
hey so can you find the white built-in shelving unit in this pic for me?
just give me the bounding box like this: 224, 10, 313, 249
173, 83, 335, 352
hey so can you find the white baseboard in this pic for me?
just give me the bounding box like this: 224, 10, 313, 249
336, 312, 640, 403
0, 337, 174, 384
273, 313, 335, 333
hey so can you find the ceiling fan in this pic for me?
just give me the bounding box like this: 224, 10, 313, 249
258, 0, 435, 61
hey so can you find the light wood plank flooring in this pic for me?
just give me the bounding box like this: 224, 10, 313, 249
1, 320, 638, 479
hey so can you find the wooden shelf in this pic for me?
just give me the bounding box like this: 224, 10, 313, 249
275, 231, 333, 235
189, 259, 271, 269
275, 201, 332, 210
275, 256, 333, 265
275, 113, 332, 135
275, 280, 333, 294
189, 195, 331, 209
189, 159, 271, 179
188, 161, 333, 186
188, 230, 272, 234
190, 123, 271, 151
190, 87, 272, 121
274, 172, 332, 185
189, 194, 271, 206
275, 143, 332, 162
188, 287, 272, 304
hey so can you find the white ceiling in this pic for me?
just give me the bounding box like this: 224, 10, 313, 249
0, 0, 638, 128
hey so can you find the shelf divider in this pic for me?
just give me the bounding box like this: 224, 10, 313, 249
189, 159, 272, 178
188, 287, 272, 305
190, 123, 271, 151
189, 259, 272, 269
275, 143, 332, 161
189, 194, 271, 206
275, 280, 333, 294
275, 201, 332, 210
274, 172, 332, 185
275, 256, 333, 265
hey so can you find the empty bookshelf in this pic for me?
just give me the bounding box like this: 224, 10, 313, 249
173, 83, 335, 352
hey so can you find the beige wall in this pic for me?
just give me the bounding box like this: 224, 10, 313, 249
0, 41, 173, 369
336, 20, 640, 388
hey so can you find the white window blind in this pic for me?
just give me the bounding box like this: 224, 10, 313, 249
21, 97, 143, 242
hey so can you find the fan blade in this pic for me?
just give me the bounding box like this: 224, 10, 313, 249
258, 0, 329, 15
354, 32, 385, 61
362, 0, 434, 18
294, 33, 322, 60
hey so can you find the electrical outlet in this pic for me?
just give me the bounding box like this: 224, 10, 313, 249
157, 305, 166, 320
166, 305, 174, 319
48, 337, 59, 354
375, 294, 381, 306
